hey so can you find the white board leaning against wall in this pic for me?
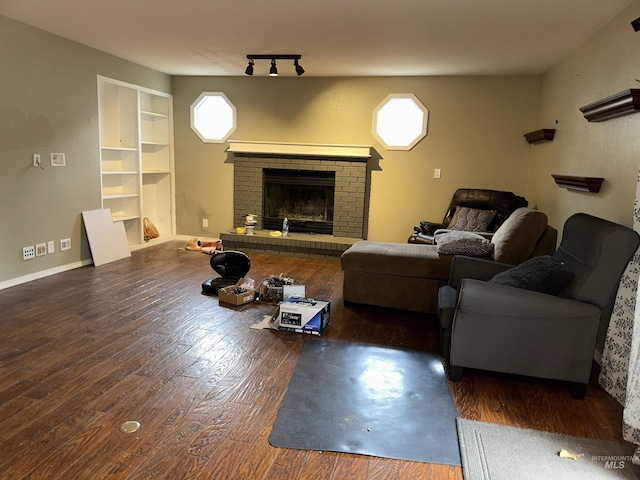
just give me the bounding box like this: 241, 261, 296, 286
81, 209, 131, 266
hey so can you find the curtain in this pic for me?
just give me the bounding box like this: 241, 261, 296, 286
599, 170, 640, 465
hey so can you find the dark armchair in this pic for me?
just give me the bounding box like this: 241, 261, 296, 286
409, 188, 528, 244
437, 213, 639, 399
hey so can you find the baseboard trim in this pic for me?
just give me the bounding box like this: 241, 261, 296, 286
0, 259, 93, 291
1, 237, 185, 291
129, 235, 181, 251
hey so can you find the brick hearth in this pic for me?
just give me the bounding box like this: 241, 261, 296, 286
220, 230, 360, 259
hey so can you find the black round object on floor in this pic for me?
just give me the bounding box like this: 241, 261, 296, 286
202, 251, 251, 295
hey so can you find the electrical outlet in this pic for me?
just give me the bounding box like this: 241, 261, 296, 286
202, 219, 209, 228
60, 238, 71, 251
23, 246, 35, 260
47, 241, 55, 254
36, 243, 47, 257
434, 168, 442, 179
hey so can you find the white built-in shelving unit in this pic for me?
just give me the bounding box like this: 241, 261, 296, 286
97, 76, 175, 246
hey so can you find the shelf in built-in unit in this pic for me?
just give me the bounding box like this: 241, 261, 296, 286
140, 110, 169, 119
102, 146, 138, 151
103, 193, 140, 200
102, 170, 138, 175
142, 170, 171, 175
111, 214, 140, 222
141, 141, 170, 147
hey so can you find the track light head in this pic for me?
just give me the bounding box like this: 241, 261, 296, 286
294, 59, 305, 76
245, 59, 254, 76
269, 59, 278, 76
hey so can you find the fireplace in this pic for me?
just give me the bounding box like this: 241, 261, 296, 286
229, 141, 372, 239
263, 169, 335, 234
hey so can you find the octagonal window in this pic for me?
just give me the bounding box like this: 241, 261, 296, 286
190, 92, 236, 143
373, 94, 429, 151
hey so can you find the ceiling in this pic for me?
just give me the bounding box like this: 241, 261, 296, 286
1, 0, 635, 77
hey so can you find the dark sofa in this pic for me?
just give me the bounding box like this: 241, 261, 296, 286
408, 188, 529, 245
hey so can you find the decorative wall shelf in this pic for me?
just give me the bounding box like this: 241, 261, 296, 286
580, 89, 640, 122
552, 175, 603, 193
524, 129, 555, 144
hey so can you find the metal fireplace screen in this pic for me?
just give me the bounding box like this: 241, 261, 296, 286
263, 169, 335, 234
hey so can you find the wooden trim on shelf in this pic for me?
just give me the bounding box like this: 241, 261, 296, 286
524, 129, 555, 144
579, 89, 640, 122
552, 175, 603, 193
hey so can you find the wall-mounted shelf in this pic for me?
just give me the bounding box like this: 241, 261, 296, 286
580, 89, 640, 122
552, 175, 603, 193
524, 129, 555, 144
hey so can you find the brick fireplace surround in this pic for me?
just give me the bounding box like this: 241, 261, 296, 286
220, 141, 372, 258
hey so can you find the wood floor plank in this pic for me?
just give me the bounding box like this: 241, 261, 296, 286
0, 240, 628, 479
85, 451, 148, 480
185, 407, 240, 458
193, 438, 250, 479
265, 447, 309, 480
297, 450, 340, 480
366, 456, 401, 479
427, 464, 462, 480
330, 455, 370, 479
232, 425, 279, 480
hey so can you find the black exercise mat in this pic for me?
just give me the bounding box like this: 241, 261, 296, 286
269, 339, 461, 465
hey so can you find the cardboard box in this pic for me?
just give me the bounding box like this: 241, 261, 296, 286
283, 284, 305, 300
278, 297, 330, 335
218, 278, 256, 307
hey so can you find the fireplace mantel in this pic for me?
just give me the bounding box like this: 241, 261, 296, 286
227, 140, 372, 160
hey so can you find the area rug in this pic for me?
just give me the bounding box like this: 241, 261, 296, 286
269, 339, 461, 465
457, 418, 640, 480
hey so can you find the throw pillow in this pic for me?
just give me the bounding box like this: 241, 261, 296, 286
489, 255, 574, 295
436, 231, 494, 256
448, 207, 496, 232
490, 207, 548, 265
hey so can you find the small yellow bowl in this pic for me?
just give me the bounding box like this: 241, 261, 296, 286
236, 227, 246, 234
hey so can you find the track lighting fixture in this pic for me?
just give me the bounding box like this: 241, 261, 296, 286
245, 59, 254, 76
245, 54, 305, 76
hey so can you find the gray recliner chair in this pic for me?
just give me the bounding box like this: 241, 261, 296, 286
437, 213, 639, 399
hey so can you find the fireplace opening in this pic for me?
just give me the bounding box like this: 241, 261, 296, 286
263, 169, 335, 234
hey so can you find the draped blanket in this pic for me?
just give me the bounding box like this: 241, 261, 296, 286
599, 170, 640, 465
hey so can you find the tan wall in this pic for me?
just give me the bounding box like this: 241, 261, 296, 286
8, 0, 638, 287
0, 16, 170, 285
172, 76, 540, 243
527, 0, 640, 231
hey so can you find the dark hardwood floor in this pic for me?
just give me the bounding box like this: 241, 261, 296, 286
0, 241, 625, 479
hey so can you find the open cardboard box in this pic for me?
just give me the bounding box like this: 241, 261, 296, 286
218, 278, 256, 306
278, 296, 330, 335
